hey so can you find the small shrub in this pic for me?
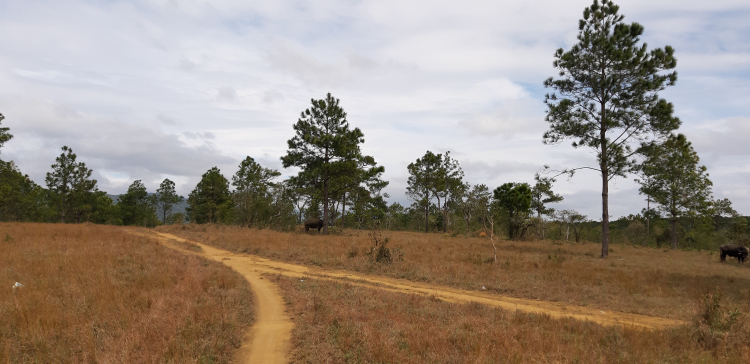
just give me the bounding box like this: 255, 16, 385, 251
365, 221, 401, 264
693, 288, 747, 351
374, 244, 392, 263
347, 246, 358, 258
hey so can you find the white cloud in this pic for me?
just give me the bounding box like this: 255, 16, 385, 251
0, 0, 748, 218
1, 97, 237, 194
217, 87, 238, 102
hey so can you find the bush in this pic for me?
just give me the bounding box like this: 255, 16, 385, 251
693, 288, 748, 352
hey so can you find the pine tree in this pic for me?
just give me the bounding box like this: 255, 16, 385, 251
187, 167, 232, 224
494, 183, 533, 239
531, 171, 564, 218
155, 178, 184, 223
231, 156, 281, 228
281, 93, 377, 234
119, 180, 158, 226
406, 151, 441, 233
45, 146, 98, 223
0, 113, 11, 152
543, 0, 680, 257
637, 134, 712, 249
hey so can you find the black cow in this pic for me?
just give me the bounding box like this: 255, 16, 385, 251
720, 244, 749, 263
304, 218, 325, 233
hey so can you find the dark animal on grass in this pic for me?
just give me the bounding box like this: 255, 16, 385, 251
304, 218, 325, 233
720, 244, 749, 263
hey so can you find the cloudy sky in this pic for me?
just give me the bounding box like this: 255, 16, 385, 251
1, 0, 748, 219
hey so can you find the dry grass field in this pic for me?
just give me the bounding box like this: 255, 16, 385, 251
276, 276, 750, 363
0, 223, 255, 363
157, 224, 750, 321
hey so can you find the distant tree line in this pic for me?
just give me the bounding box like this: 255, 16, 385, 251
0, 1, 747, 254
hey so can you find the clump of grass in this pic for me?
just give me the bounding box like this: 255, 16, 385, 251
693, 288, 749, 353
277, 276, 750, 363
364, 222, 400, 264
157, 224, 750, 320
0, 223, 254, 363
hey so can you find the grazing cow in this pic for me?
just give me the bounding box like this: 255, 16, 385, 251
720, 244, 749, 263
304, 218, 325, 233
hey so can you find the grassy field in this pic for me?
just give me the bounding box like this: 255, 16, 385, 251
276, 276, 750, 363
0, 223, 254, 363
157, 224, 750, 321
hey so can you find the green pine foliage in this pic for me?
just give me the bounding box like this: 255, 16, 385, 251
45, 146, 103, 223
0, 160, 52, 222
155, 178, 184, 223
543, 0, 681, 257
232, 156, 281, 228
187, 167, 233, 224
406, 151, 463, 233
281, 93, 382, 235
0, 113, 12, 151
118, 180, 159, 227
493, 183, 533, 239
636, 134, 713, 249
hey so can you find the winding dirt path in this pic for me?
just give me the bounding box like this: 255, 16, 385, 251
142, 230, 685, 331
131, 229, 293, 364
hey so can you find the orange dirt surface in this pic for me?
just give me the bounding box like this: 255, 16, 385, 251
129, 229, 293, 364
134, 229, 685, 331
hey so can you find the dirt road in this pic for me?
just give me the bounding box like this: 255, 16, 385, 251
143, 230, 685, 332
133, 230, 293, 364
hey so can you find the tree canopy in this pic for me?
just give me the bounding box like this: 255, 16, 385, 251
155, 178, 183, 223
45, 146, 99, 223
531, 171, 563, 218
494, 182, 533, 239
543, 0, 681, 257
637, 134, 712, 249
406, 151, 441, 233
281, 93, 379, 234
232, 156, 281, 228
187, 167, 232, 224
119, 180, 158, 227
0, 113, 11, 152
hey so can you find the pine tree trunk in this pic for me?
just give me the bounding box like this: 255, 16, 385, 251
341, 192, 346, 230
443, 200, 448, 233
600, 102, 610, 258
436, 196, 442, 233
323, 171, 329, 235
61, 196, 66, 223
671, 218, 677, 249
646, 197, 650, 237
424, 197, 429, 233
601, 172, 610, 257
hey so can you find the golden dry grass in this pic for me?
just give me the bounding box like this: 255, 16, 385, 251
0, 223, 254, 363
276, 276, 750, 363
157, 224, 750, 321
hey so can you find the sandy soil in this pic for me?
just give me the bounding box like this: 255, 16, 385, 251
130, 229, 293, 364
141, 230, 685, 332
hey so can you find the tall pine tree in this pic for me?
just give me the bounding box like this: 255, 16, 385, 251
637, 134, 712, 249
155, 178, 183, 223
187, 167, 232, 224
543, 0, 680, 257
281, 93, 377, 235
232, 156, 281, 228
406, 151, 442, 233
45, 146, 98, 223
